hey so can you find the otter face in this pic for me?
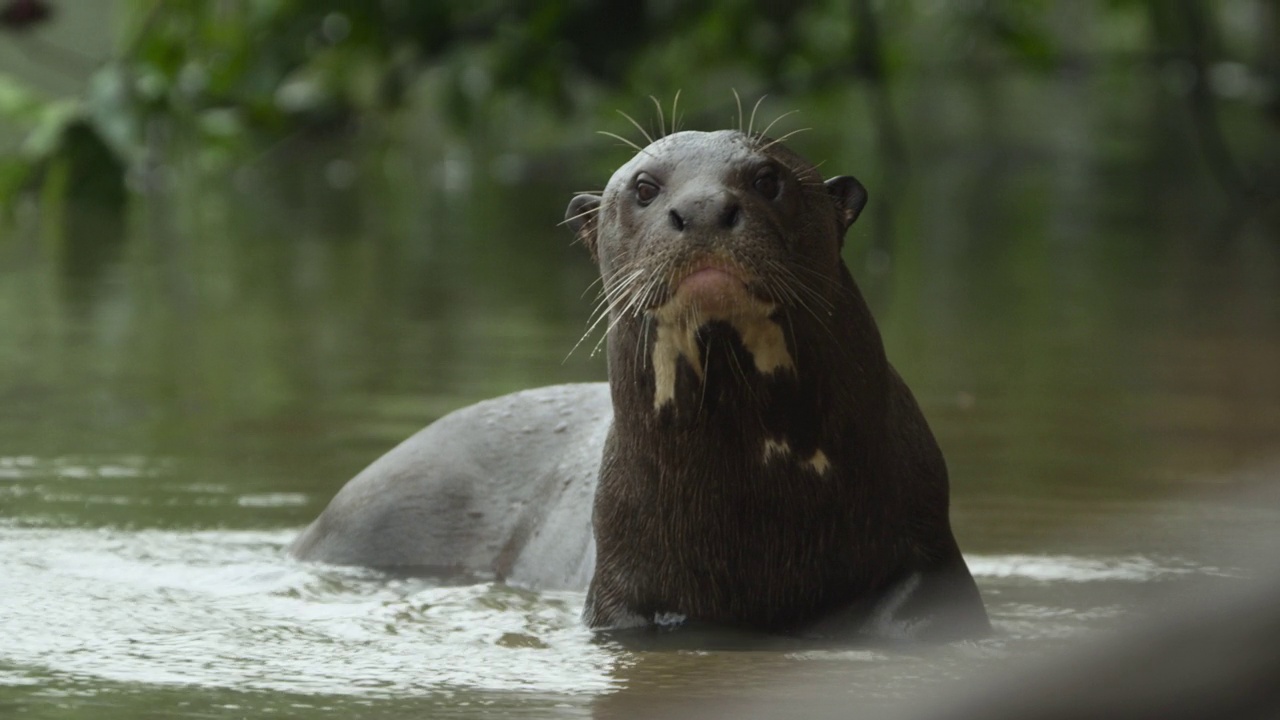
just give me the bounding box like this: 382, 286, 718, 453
565, 130, 868, 410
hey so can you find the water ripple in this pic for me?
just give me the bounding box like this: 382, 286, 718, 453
0, 526, 619, 697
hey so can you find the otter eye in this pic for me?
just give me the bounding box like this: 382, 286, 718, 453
754, 169, 780, 200
635, 175, 660, 206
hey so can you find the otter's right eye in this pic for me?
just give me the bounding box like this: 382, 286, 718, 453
635, 176, 660, 206
753, 169, 781, 200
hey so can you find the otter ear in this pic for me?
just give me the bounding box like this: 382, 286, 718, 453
825, 176, 868, 237
565, 193, 603, 260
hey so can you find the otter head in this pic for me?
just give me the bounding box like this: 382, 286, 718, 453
565, 130, 869, 411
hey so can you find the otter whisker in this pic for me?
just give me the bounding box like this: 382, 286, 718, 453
763, 260, 838, 343
619, 266, 661, 320
633, 277, 661, 316
590, 298, 644, 358
772, 264, 836, 313
582, 302, 614, 336
569, 269, 646, 361
605, 269, 650, 317
558, 205, 602, 228
747, 95, 767, 138
757, 127, 812, 152
756, 269, 818, 350
594, 309, 632, 357
597, 130, 646, 154
670, 89, 682, 136
567, 313, 607, 363
777, 269, 839, 321
616, 110, 654, 146
733, 89, 744, 133
649, 96, 665, 140
756, 110, 800, 143
784, 261, 845, 295
595, 266, 644, 307
629, 282, 664, 326
786, 161, 827, 189
590, 326, 613, 357
582, 293, 628, 349
757, 268, 793, 307
578, 275, 604, 300
782, 306, 800, 372
723, 332, 759, 404
586, 286, 632, 332
584, 299, 606, 329
633, 313, 651, 377
631, 268, 667, 373
791, 287, 836, 326
697, 329, 712, 415
635, 254, 676, 315
615, 288, 646, 325
590, 258, 667, 359
589, 332, 608, 358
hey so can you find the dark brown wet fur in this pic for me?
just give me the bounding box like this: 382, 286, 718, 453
566, 129, 989, 639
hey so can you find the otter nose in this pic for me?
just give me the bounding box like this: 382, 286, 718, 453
667, 190, 741, 232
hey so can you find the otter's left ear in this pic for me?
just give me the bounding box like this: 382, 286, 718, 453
825, 176, 868, 238
565, 193, 603, 261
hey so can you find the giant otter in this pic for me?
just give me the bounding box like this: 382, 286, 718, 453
291, 128, 989, 641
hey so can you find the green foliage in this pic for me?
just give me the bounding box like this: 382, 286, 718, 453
963, 0, 1059, 71
0, 0, 1276, 215
0, 72, 120, 216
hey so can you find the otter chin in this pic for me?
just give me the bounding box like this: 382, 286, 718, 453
290, 126, 990, 642
675, 263, 747, 308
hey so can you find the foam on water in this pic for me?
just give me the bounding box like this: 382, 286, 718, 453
966, 553, 1207, 583
0, 524, 620, 697
0, 520, 1230, 699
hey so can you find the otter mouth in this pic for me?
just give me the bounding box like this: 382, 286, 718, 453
647, 256, 796, 411
660, 258, 772, 320
676, 262, 746, 302
679, 265, 742, 294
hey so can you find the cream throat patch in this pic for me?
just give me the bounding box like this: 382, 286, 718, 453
648, 290, 797, 411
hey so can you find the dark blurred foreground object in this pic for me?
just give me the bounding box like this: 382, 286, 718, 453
905, 478, 1280, 720
907, 574, 1280, 720
644, 572, 1280, 720
0, 0, 51, 31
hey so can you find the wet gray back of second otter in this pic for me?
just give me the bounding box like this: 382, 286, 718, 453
290, 382, 611, 590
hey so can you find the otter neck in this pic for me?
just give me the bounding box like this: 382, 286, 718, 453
604, 266, 890, 460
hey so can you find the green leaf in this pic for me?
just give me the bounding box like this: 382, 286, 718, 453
0, 73, 49, 124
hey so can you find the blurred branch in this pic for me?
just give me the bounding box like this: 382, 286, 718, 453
1175, 0, 1255, 201
852, 0, 907, 172
850, 0, 906, 259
